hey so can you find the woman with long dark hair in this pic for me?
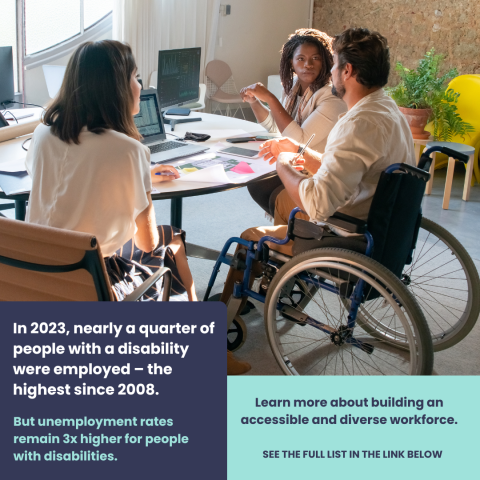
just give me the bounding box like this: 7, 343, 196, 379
241, 28, 347, 219
25, 40, 196, 301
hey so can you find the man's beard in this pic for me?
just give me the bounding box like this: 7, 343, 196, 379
332, 81, 346, 99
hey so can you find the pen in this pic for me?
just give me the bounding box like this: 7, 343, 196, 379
155, 172, 177, 176
292, 133, 315, 166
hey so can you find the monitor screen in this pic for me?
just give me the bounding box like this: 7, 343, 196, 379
0, 47, 15, 106
157, 47, 201, 109
134, 91, 164, 139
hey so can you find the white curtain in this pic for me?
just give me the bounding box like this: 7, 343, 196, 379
113, 0, 220, 86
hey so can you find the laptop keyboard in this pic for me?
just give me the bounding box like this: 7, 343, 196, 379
149, 141, 185, 154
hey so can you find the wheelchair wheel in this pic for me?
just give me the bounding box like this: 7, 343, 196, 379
358, 218, 480, 351
227, 316, 247, 352
264, 248, 433, 375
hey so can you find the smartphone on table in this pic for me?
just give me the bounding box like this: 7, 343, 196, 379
217, 146, 260, 158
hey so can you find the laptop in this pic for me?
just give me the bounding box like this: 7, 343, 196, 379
134, 90, 208, 164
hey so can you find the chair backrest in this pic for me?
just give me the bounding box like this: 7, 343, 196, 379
0, 217, 113, 301
426, 74, 480, 147
367, 166, 427, 278
149, 70, 158, 89
448, 75, 480, 125
205, 60, 233, 88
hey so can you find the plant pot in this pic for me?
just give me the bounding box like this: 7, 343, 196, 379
398, 107, 432, 139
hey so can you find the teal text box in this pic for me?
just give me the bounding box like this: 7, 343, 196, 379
228, 377, 478, 480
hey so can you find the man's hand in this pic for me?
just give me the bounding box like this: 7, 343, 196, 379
275, 153, 306, 213
151, 164, 180, 183
259, 138, 301, 164
240, 83, 272, 104
277, 152, 305, 171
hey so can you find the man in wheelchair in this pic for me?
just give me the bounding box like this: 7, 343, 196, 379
210, 28, 433, 374
211, 27, 437, 376
221, 27, 415, 312
212, 28, 476, 376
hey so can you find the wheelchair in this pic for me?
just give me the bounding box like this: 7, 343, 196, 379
205, 146, 478, 375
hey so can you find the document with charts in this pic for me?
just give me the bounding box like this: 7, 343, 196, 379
151, 152, 276, 194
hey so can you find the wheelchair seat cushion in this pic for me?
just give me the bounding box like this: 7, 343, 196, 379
292, 234, 367, 256
240, 224, 368, 258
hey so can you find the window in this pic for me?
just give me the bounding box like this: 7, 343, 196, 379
25, 0, 82, 55
0, 0, 113, 92
25, 0, 113, 55
84, 0, 114, 29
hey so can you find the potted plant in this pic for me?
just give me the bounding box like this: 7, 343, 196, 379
386, 49, 474, 140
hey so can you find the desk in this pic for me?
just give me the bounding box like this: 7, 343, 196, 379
0, 113, 272, 259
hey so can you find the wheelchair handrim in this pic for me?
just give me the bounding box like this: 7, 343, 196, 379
407, 218, 476, 347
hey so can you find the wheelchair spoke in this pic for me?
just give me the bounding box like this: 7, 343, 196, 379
350, 352, 372, 375
408, 245, 450, 273
410, 281, 468, 297
416, 266, 466, 290
413, 295, 455, 331
339, 350, 351, 375
405, 234, 438, 274
411, 286, 465, 314
348, 348, 384, 375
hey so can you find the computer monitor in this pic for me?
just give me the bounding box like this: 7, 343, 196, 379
157, 47, 202, 127
0, 47, 15, 107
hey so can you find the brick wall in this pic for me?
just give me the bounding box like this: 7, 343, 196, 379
313, 0, 480, 85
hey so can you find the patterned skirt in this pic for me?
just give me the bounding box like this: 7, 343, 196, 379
104, 225, 188, 301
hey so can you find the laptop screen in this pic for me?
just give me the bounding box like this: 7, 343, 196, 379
134, 92, 164, 139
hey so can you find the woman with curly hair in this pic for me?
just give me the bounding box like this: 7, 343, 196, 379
241, 28, 347, 219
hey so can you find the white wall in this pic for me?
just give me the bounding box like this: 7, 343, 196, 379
214, 0, 312, 92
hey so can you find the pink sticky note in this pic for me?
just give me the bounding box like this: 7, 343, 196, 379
231, 161, 255, 174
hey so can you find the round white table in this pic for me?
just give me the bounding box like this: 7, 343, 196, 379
0, 112, 271, 223
0, 112, 272, 261
153, 112, 272, 230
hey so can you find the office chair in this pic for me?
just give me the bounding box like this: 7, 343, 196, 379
0, 217, 171, 302
205, 60, 246, 120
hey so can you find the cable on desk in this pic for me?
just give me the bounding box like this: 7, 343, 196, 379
22, 138, 32, 151
166, 132, 186, 142
2, 110, 18, 123
2, 101, 45, 110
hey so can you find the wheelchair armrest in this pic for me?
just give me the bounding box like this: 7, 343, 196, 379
123, 267, 172, 302
326, 212, 367, 234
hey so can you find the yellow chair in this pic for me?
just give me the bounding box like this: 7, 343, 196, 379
426, 74, 480, 184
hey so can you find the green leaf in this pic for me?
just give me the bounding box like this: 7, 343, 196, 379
386, 49, 472, 140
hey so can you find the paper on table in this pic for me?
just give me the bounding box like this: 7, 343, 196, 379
0, 158, 27, 174
177, 164, 230, 183
151, 165, 231, 195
